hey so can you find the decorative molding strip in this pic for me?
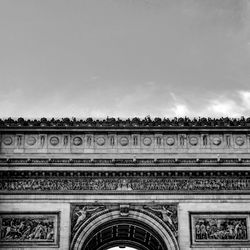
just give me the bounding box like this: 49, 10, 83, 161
1, 117, 250, 128
0, 212, 59, 247
190, 212, 250, 247
0, 171, 250, 193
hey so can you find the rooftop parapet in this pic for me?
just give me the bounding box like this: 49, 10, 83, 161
1, 117, 250, 128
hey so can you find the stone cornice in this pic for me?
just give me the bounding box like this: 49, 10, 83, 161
1, 117, 250, 129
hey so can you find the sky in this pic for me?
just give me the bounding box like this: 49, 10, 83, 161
109, 247, 136, 250
0, 0, 249, 119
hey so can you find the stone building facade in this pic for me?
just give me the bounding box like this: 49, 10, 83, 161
0, 118, 250, 250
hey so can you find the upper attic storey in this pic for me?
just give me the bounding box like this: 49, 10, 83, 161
0, 117, 250, 158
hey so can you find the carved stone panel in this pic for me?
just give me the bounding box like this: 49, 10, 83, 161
0, 212, 59, 247
190, 212, 250, 247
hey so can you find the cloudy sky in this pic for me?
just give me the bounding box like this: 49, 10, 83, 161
0, 0, 249, 119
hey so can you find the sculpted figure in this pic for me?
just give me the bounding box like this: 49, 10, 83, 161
144, 205, 174, 226
73, 206, 104, 231
116, 179, 133, 191
46, 225, 54, 240
0, 217, 54, 241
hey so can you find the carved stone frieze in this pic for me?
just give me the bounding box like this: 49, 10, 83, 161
0, 171, 250, 193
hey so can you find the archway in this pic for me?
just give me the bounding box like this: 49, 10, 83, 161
71, 208, 179, 250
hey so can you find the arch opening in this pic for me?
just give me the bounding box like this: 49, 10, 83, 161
71, 209, 179, 250
83, 218, 166, 250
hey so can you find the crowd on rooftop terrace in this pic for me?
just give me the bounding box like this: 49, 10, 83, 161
0, 117, 250, 127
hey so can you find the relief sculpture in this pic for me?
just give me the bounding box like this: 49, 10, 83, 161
144, 204, 178, 237
71, 205, 105, 234
70, 203, 178, 246
190, 213, 250, 247
0, 213, 59, 247
0, 177, 250, 192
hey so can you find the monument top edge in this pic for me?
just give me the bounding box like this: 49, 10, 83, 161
1, 117, 250, 129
